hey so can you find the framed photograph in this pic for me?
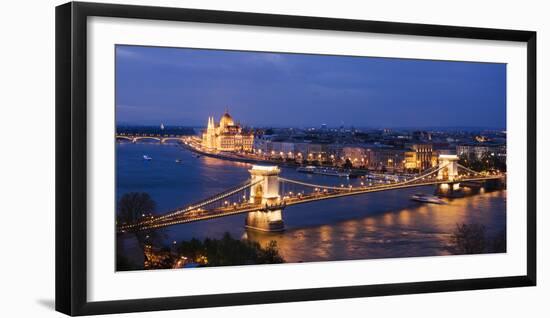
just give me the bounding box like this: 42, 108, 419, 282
55, 1, 536, 316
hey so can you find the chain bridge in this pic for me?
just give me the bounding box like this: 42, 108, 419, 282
117, 154, 505, 233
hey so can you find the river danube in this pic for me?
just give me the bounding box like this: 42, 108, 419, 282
117, 142, 506, 263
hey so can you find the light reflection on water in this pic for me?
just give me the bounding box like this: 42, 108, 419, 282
117, 142, 506, 263
245, 190, 505, 262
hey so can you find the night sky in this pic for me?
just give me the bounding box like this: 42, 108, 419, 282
115, 45, 506, 129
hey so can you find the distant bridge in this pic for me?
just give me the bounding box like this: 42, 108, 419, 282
116, 133, 187, 144
117, 155, 505, 233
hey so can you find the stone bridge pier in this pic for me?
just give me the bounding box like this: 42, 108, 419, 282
435, 154, 461, 197
246, 165, 285, 232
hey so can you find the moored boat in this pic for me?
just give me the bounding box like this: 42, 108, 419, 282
297, 166, 350, 177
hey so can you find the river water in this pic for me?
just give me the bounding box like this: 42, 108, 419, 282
117, 142, 506, 263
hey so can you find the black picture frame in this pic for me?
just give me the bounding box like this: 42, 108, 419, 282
55, 1, 537, 316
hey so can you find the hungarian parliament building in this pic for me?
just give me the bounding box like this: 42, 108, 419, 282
201, 111, 254, 152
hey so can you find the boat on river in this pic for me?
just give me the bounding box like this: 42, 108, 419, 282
297, 166, 350, 177
411, 193, 446, 204
143, 155, 152, 161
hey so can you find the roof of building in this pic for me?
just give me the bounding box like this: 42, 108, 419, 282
219, 111, 234, 127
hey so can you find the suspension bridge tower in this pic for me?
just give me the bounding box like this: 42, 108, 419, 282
436, 154, 460, 196
246, 165, 285, 232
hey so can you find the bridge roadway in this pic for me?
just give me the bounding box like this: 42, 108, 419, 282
118, 174, 504, 233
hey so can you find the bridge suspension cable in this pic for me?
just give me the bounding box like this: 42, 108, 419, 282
278, 177, 354, 191
119, 178, 261, 230
156, 179, 261, 219
278, 162, 450, 192
396, 162, 450, 185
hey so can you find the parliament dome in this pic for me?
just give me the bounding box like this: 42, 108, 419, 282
219, 111, 234, 127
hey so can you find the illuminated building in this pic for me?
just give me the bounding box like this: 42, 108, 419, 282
456, 144, 506, 160
202, 110, 254, 152
404, 144, 435, 171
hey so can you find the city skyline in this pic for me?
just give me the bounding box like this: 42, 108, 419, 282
116, 45, 506, 129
